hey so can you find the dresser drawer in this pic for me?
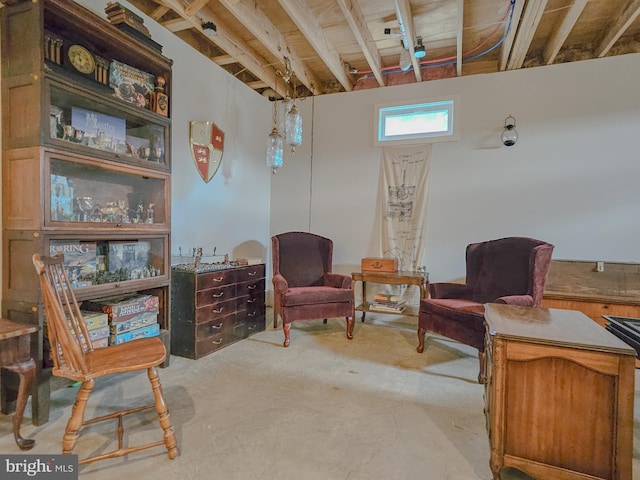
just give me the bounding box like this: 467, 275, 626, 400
195, 297, 238, 324
195, 330, 234, 358
196, 313, 235, 340
237, 265, 265, 282
196, 284, 237, 307
196, 269, 236, 291
237, 278, 266, 298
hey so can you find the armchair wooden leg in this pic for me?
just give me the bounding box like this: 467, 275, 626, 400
147, 367, 179, 459
283, 323, 291, 347
477, 351, 487, 384
346, 317, 354, 340
63, 379, 94, 454
417, 327, 426, 353
273, 310, 278, 329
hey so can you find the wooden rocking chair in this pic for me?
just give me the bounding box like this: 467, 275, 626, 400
32, 253, 179, 465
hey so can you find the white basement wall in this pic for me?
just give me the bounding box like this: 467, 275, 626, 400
270, 53, 640, 283
79, 0, 273, 264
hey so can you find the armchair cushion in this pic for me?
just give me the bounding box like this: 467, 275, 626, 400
494, 294, 535, 306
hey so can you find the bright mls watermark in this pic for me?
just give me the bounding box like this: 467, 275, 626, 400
0, 455, 78, 480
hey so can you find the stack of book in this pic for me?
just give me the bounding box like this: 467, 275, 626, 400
369, 292, 406, 313
82, 293, 160, 345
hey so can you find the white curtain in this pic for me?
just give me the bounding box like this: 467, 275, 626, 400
377, 144, 432, 273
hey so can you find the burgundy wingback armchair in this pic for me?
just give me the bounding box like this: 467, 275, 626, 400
417, 236, 554, 382
272, 232, 355, 347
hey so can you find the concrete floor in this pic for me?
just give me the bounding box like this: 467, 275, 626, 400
1, 314, 639, 479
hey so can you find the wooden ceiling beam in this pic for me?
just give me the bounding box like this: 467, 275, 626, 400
335, 0, 384, 87
499, 0, 525, 71
212, 55, 236, 65
155, 0, 287, 98
276, 0, 354, 92
185, 0, 210, 16
394, 0, 422, 82
507, 0, 548, 70
218, 0, 323, 95
150, 5, 169, 21
596, 0, 640, 57
456, 0, 463, 77
544, 0, 587, 65
162, 17, 193, 32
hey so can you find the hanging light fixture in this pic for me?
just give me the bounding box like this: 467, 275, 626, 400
285, 80, 302, 152
413, 36, 426, 59
266, 101, 283, 174
501, 115, 518, 147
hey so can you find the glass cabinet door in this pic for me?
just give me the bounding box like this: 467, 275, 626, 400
48, 237, 168, 291
47, 80, 170, 170
46, 152, 169, 228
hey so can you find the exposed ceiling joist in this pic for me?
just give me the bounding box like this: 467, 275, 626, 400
276, 0, 354, 92
499, 0, 525, 71
596, 0, 640, 57
156, 0, 288, 98
394, 0, 422, 82
543, 0, 587, 65
124, 0, 640, 98
218, 0, 323, 95
507, 0, 548, 70
336, 0, 385, 86
456, 0, 463, 76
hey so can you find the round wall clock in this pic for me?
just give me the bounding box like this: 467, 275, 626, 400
68, 45, 95, 75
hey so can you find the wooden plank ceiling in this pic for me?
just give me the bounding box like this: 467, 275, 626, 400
125, 0, 640, 99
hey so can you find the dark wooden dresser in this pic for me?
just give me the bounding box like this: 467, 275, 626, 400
170, 264, 265, 359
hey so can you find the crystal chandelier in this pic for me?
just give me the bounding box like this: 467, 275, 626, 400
266, 57, 302, 171
265, 100, 283, 174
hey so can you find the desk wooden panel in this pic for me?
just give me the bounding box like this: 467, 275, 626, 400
484, 304, 635, 480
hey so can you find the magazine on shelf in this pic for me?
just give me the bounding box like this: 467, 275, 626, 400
369, 303, 406, 314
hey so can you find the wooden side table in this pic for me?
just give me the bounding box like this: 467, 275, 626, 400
0, 319, 37, 450
351, 271, 428, 321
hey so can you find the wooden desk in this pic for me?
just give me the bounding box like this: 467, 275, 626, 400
0, 319, 37, 450
484, 304, 635, 480
351, 271, 427, 321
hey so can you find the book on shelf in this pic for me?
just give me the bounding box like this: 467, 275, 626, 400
373, 292, 402, 303
369, 303, 406, 314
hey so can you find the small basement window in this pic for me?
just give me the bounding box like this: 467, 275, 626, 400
374, 96, 459, 146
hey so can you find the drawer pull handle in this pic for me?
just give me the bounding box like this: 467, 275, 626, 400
213, 277, 224, 283
212, 338, 223, 345
247, 299, 255, 304
248, 272, 257, 276
211, 307, 224, 314
248, 311, 256, 317
212, 292, 224, 298
248, 285, 257, 290
209, 322, 223, 330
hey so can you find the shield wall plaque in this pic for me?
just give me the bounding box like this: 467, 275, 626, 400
189, 121, 224, 183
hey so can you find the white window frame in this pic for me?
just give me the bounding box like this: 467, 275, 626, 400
374, 95, 460, 147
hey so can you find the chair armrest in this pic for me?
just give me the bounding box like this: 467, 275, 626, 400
324, 273, 352, 289
494, 294, 534, 306
429, 282, 473, 299
272, 274, 289, 294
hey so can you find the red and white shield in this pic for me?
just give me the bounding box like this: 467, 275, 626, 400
189, 121, 224, 183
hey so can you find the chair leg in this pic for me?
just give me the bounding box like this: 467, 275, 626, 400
273, 310, 278, 329
63, 379, 95, 454
283, 322, 291, 347
417, 327, 426, 353
346, 317, 354, 340
147, 367, 179, 459
323, 319, 328, 324
477, 351, 487, 384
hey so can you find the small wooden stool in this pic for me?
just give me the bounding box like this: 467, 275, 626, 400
0, 319, 37, 450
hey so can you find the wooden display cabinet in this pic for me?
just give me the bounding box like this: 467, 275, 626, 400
1, 0, 173, 424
